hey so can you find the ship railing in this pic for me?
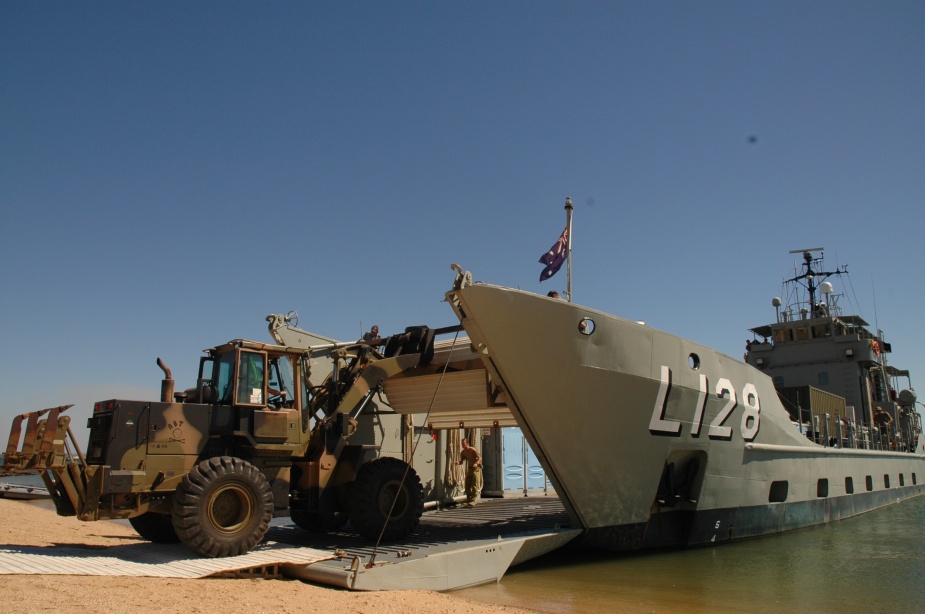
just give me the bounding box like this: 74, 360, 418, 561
798, 420, 917, 453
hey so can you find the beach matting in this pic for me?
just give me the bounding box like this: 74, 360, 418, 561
0, 540, 333, 579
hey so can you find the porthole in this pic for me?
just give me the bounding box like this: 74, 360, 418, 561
768, 480, 788, 503
688, 353, 701, 370
900, 474, 905, 487
817, 478, 829, 498
845, 477, 854, 494
866, 475, 873, 491
579, 318, 595, 335
884, 474, 891, 489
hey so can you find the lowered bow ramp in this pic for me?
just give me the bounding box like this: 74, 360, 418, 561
0, 498, 577, 591
278, 497, 578, 590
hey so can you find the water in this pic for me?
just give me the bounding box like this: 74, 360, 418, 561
454, 497, 925, 614
0, 473, 45, 487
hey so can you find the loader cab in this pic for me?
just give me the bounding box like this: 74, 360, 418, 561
199, 340, 302, 411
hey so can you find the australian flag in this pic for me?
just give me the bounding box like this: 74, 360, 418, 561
539, 226, 568, 281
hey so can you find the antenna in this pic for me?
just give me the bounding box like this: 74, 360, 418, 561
871, 274, 880, 337
789, 247, 824, 254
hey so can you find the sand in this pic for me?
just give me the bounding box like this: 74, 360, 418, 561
0, 498, 536, 614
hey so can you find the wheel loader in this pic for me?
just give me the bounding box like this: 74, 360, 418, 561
1, 326, 437, 558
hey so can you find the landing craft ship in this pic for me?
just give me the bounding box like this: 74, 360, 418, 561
445, 250, 924, 550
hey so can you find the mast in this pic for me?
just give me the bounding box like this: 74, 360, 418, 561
786, 248, 844, 315
565, 196, 573, 302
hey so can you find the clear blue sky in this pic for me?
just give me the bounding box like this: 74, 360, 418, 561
2, 2, 923, 441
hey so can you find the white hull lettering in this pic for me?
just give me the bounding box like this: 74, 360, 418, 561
649, 367, 761, 441
740, 382, 761, 441
648, 365, 682, 435
708, 378, 736, 440
690, 374, 708, 437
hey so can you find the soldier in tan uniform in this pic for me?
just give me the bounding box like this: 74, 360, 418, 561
457, 438, 482, 507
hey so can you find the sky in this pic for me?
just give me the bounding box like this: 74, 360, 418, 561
2, 1, 923, 443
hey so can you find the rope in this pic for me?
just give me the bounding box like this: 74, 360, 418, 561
368, 329, 461, 562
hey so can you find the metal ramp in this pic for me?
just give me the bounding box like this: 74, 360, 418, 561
0, 482, 50, 500
274, 496, 578, 590
0, 497, 578, 591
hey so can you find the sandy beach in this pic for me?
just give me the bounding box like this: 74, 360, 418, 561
0, 498, 536, 614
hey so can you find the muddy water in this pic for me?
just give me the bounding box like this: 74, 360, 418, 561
453, 496, 925, 613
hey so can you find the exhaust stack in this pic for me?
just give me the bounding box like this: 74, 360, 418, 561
157, 358, 175, 402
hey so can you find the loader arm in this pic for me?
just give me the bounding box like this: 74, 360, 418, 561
331, 353, 423, 418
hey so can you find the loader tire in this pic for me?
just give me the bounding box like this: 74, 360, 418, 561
129, 512, 180, 543
171, 456, 273, 558
347, 457, 424, 541
290, 509, 348, 533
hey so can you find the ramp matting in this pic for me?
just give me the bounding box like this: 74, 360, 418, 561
0, 540, 333, 578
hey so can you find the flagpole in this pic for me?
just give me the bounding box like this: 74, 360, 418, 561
565, 196, 573, 302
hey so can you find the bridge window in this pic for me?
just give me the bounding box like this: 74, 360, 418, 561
774, 329, 792, 343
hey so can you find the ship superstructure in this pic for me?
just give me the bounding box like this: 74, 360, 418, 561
747, 249, 920, 452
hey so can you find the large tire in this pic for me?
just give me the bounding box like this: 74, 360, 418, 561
129, 512, 180, 543
290, 509, 348, 533
347, 457, 424, 541
171, 456, 273, 558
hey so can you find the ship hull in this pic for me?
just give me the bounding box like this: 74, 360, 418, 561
447, 279, 925, 551
582, 481, 924, 550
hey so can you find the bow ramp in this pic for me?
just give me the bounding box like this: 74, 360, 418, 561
0, 497, 577, 591
275, 497, 576, 590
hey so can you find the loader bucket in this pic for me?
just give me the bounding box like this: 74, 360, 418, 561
2, 405, 75, 475
1, 405, 89, 518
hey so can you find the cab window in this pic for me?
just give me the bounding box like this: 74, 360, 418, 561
268, 357, 295, 407
236, 351, 267, 406
215, 353, 236, 405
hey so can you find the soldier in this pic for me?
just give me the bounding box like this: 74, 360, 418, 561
875, 408, 893, 429
456, 438, 482, 507
875, 408, 894, 446
362, 325, 380, 343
